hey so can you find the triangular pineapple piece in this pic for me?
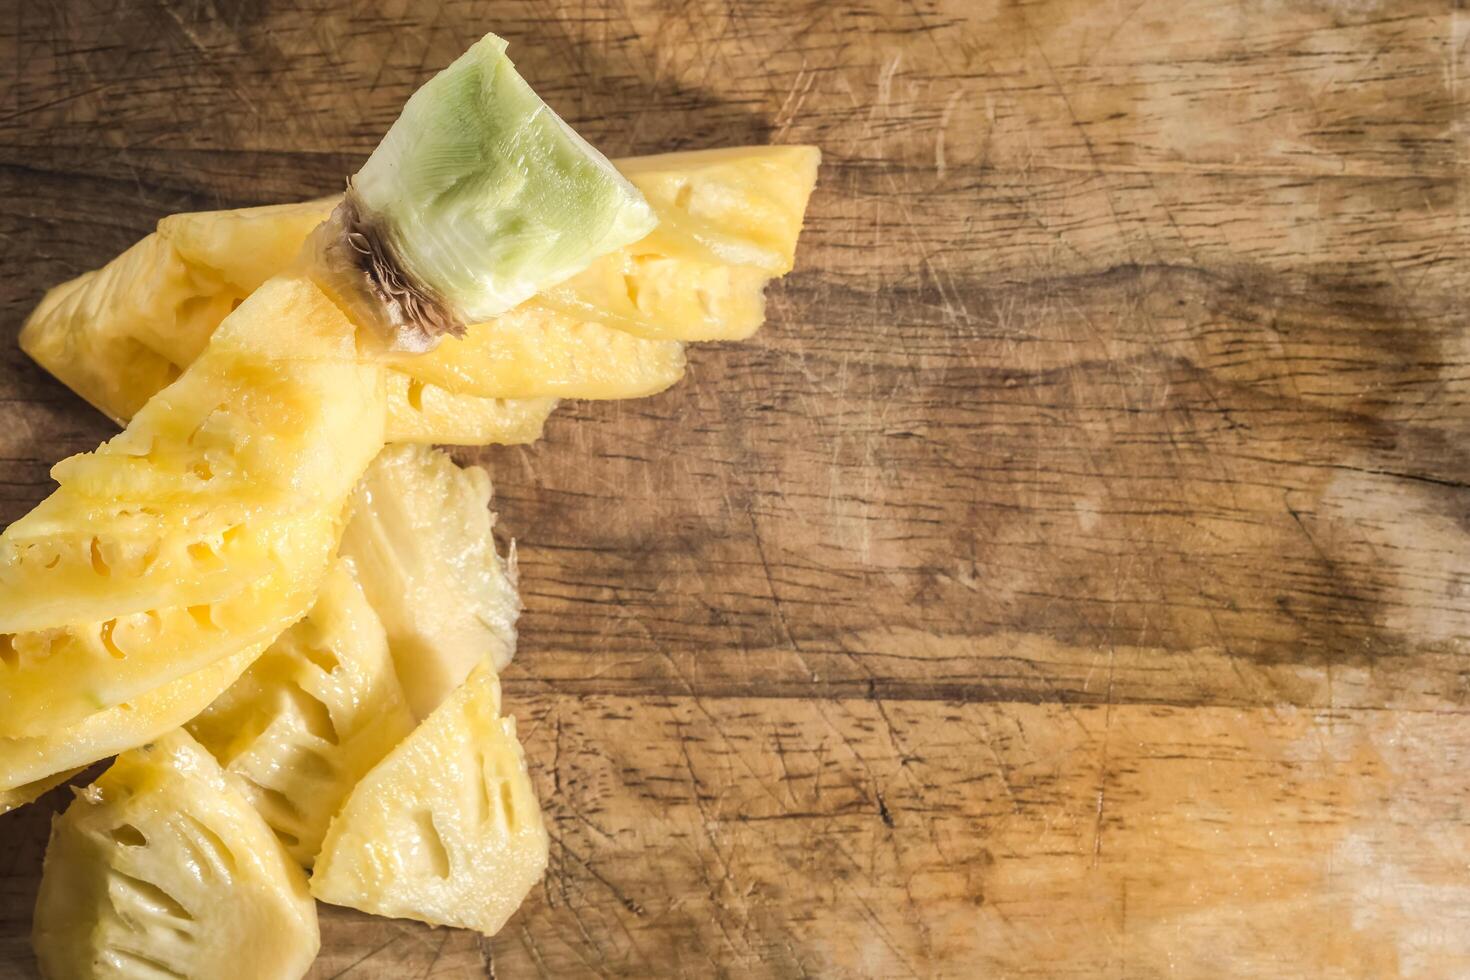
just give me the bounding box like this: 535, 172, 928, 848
33, 731, 319, 980
0, 645, 258, 800
615, 145, 821, 274
310, 663, 547, 937
19, 199, 336, 423
188, 559, 416, 865
532, 144, 822, 341
339, 446, 520, 719
0, 274, 384, 735
158, 198, 334, 298
20, 232, 212, 422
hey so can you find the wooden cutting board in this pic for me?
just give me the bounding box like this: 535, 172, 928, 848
1, 1, 1466, 976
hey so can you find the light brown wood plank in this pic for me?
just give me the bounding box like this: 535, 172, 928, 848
485, 693, 1470, 977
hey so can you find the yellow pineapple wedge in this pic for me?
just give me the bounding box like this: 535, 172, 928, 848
0, 274, 384, 737
20, 145, 820, 428
310, 663, 547, 937
187, 559, 416, 865
385, 307, 684, 401
0, 275, 381, 636
0, 646, 258, 802
33, 731, 319, 980
384, 377, 556, 446
340, 445, 520, 719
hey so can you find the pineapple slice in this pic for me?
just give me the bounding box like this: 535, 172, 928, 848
20, 233, 197, 423
339, 445, 519, 719
385, 307, 685, 400
615, 145, 819, 274
19, 198, 330, 421
187, 559, 416, 865
20, 146, 821, 425
0, 274, 384, 735
0, 274, 383, 634
533, 145, 821, 341
0, 646, 258, 801
33, 731, 319, 980
159, 198, 334, 298
385, 376, 555, 446
311, 663, 547, 937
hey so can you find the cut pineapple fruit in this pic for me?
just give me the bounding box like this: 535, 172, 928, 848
615, 145, 819, 274
534, 249, 770, 342
188, 559, 416, 865
340, 445, 519, 719
534, 145, 819, 341
385, 307, 685, 400
20, 146, 821, 427
159, 198, 334, 299
1, 275, 382, 633
0, 646, 258, 801
0, 273, 384, 737
385, 375, 555, 446
311, 663, 547, 937
33, 730, 319, 980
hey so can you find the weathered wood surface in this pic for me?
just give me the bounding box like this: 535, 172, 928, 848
1, 0, 1467, 976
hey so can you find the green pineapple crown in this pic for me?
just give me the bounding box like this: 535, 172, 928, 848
346, 33, 656, 344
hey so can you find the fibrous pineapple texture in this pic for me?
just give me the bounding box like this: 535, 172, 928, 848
187, 560, 416, 866
340, 445, 520, 719
0, 276, 383, 749
311, 663, 548, 937
33, 731, 319, 980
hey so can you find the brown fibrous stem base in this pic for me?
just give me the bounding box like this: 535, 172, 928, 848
308, 187, 465, 353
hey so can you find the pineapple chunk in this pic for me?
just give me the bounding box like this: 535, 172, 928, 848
385, 376, 555, 446
386, 307, 685, 400
532, 145, 821, 341
159, 198, 334, 297
615, 145, 820, 274
20, 233, 210, 423
20, 146, 821, 426
339, 445, 519, 719
20, 199, 332, 421
0, 274, 384, 735
311, 663, 547, 937
33, 731, 319, 980
534, 250, 770, 342
0, 646, 258, 801
0, 275, 383, 634
188, 560, 416, 865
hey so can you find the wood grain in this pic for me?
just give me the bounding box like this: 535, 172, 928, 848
1, 0, 1467, 977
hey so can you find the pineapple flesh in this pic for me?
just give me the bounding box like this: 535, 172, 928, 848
187, 559, 416, 866
0, 275, 385, 736
19, 146, 821, 429
310, 663, 548, 937
0, 646, 258, 799
339, 445, 520, 719
33, 731, 319, 980
384, 376, 556, 446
